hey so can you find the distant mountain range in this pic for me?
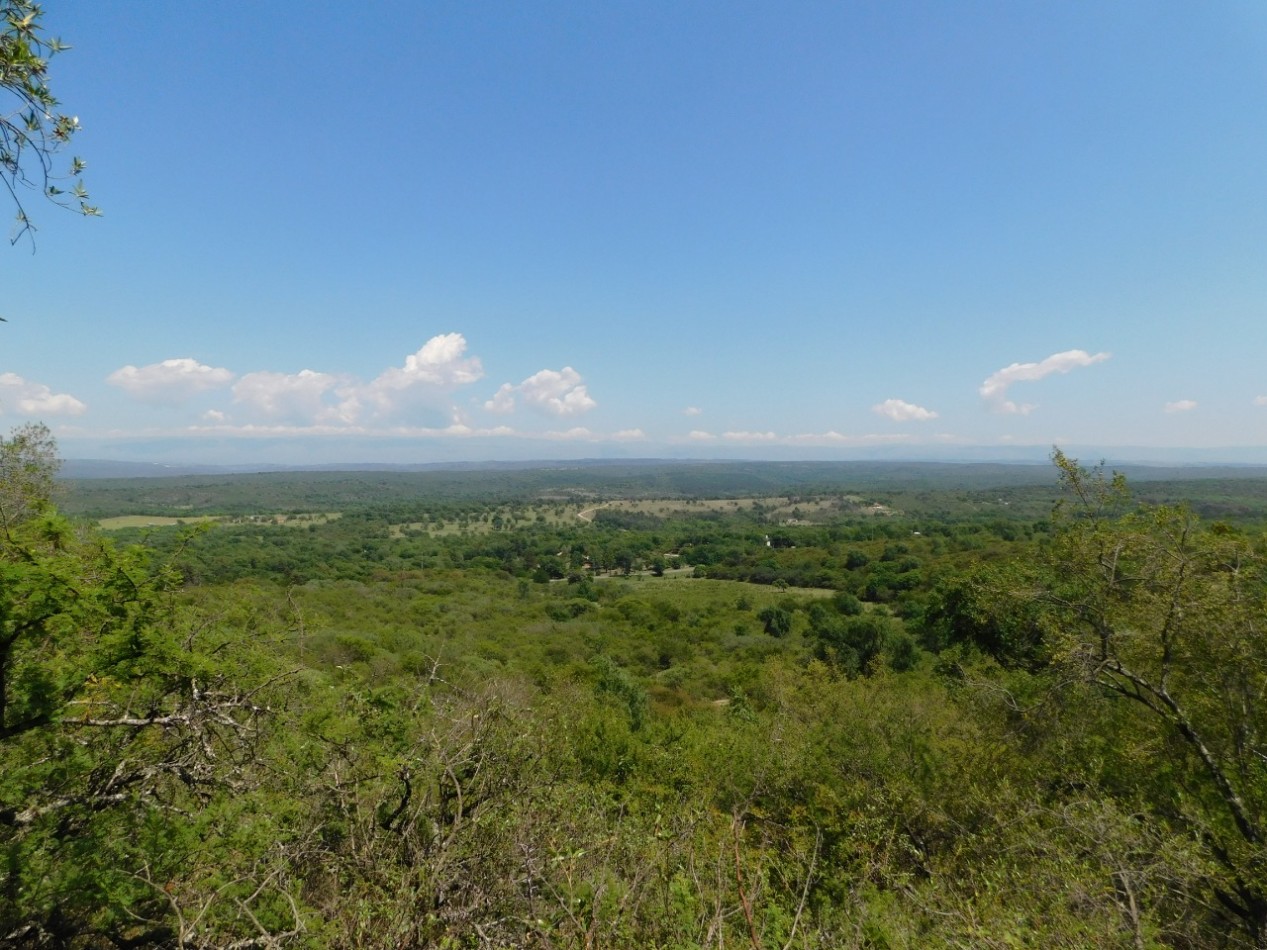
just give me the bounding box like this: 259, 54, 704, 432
58, 451, 1267, 481
51, 434, 1267, 477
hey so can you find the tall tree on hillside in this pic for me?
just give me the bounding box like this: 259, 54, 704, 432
968, 452, 1267, 945
0, 426, 301, 947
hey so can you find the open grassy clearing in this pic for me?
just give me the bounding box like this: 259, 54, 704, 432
606, 571, 839, 598
98, 512, 341, 531
97, 515, 221, 530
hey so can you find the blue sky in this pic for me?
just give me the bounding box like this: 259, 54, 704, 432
4, 1, 1267, 464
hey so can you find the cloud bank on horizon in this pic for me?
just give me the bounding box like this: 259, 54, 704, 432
3, 338, 1202, 455
88, 333, 607, 438
107, 359, 235, 403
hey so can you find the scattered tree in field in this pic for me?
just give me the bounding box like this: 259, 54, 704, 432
758, 604, 792, 637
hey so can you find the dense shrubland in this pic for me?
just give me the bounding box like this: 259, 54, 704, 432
5, 427, 1267, 947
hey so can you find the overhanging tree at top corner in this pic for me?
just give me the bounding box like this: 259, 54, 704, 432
1, 0, 99, 247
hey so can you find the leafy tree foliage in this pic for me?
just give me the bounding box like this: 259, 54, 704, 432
1, 0, 98, 244
757, 604, 792, 638
1, 426, 299, 946
944, 452, 1267, 945
1040, 452, 1267, 943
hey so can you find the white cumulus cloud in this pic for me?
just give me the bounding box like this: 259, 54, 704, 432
483, 383, 517, 414
612, 428, 647, 441
0, 373, 87, 415
171, 334, 492, 429
378, 333, 483, 389
1254, 396, 1267, 407
233, 369, 356, 425
1164, 399, 1197, 413
486, 366, 596, 416
683, 406, 702, 416
979, 349, 1109, 414
107, 357, 234, 402
359, 333, 484, 418
872, 398, 938, 422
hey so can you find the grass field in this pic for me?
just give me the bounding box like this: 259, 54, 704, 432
98, 512, 341, 531
97, 515, 221, 530
617, 571, 839, 597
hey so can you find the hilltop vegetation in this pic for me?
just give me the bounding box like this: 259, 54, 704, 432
6, 430, 1267, 947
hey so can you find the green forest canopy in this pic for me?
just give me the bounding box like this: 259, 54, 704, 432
5, 426, 1267, 947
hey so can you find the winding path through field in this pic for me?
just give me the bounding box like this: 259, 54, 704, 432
576, 503, 611, 523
